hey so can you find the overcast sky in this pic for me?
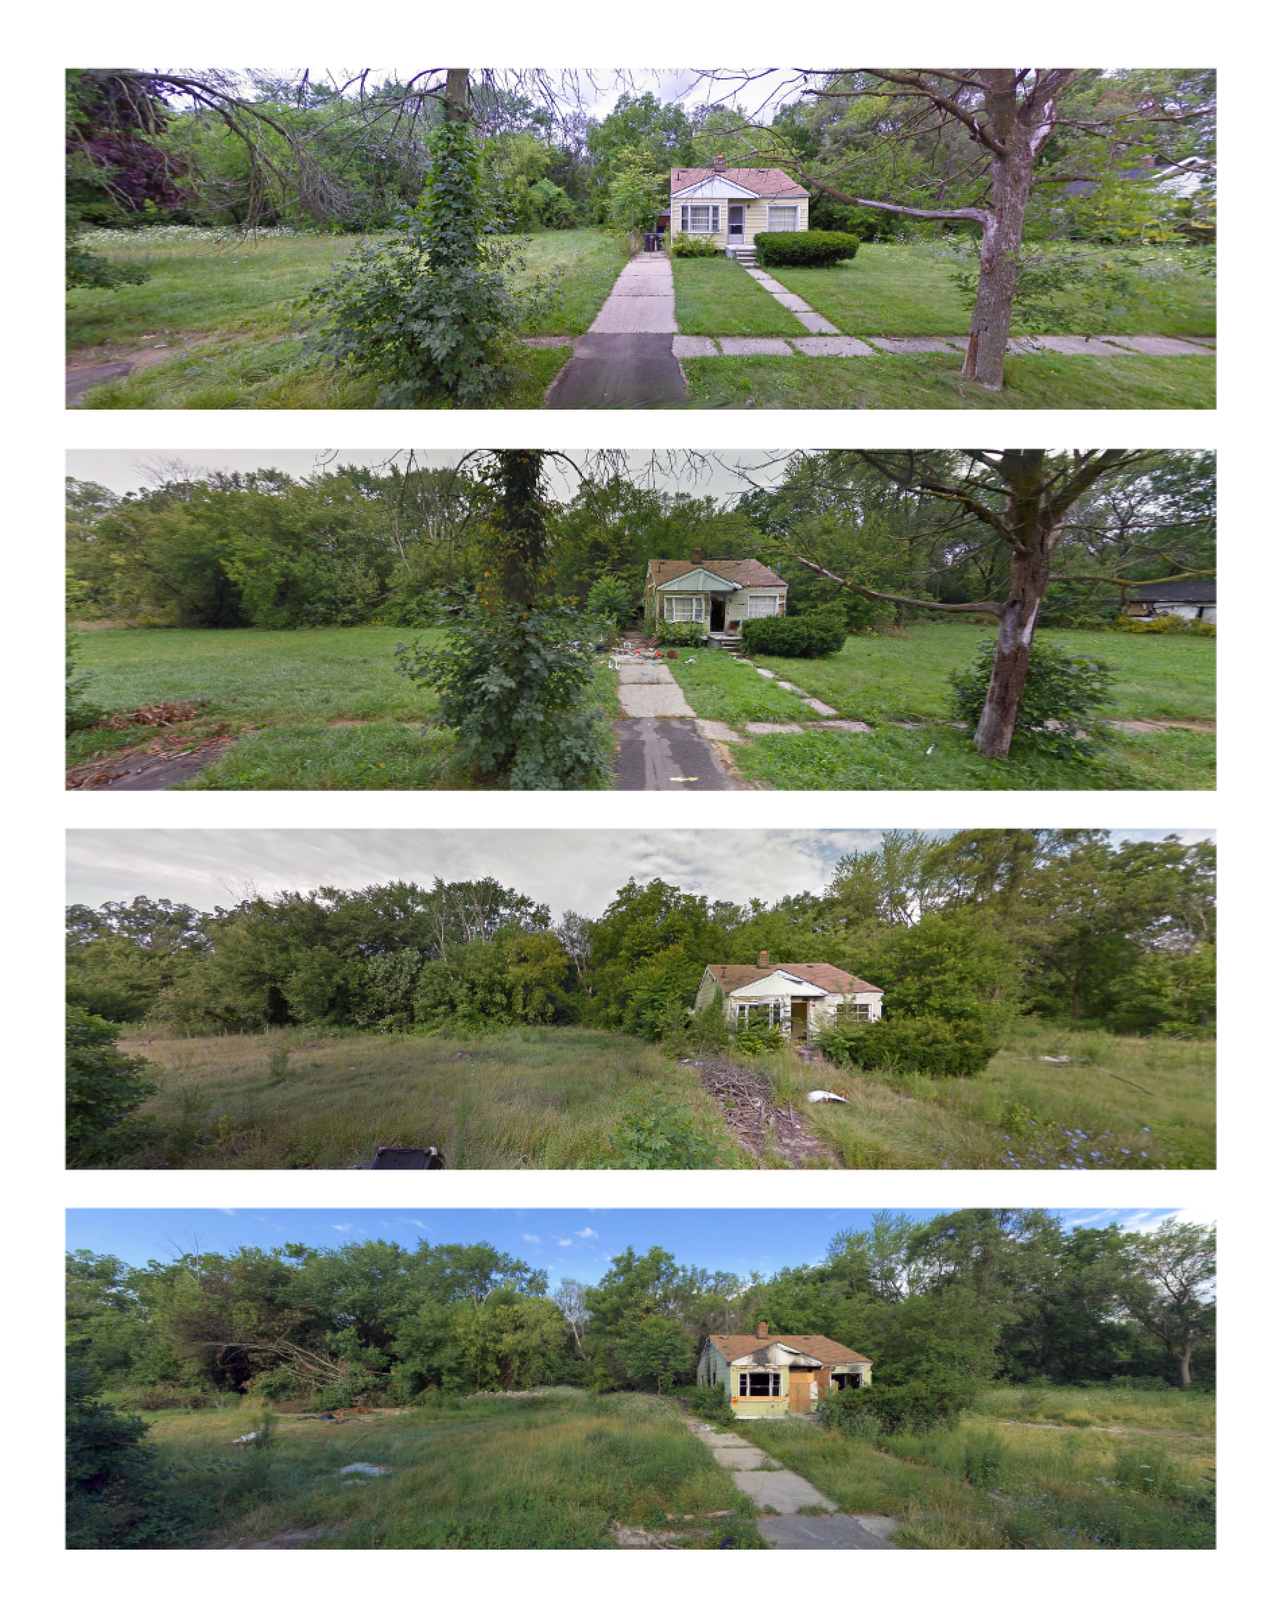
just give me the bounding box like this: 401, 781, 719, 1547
67, 828, 1212, 920
66, 448, 796, 502
65, 1206, 1210, 1282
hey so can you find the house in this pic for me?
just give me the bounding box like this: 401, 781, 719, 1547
1123, 578, 1216, 623
695, 951, 884, 1045
697, 1321, 872, 1419
644, 552, 788, 647
669, 155, 809, 256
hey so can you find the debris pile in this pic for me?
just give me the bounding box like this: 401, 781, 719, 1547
103, 700, 200, 728
684, 1056, 828, 1165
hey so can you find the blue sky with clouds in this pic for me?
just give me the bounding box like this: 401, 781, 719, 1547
66, 829, 1211, 923
65, 1207, 1205, 1283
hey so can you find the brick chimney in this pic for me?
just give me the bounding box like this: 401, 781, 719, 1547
756, 1320, 769, 1339
713, 153, 726, 173
757, 950, 769, 968
692, 547, 703, 565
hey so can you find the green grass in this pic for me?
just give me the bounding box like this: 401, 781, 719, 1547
114, 1026, 740, 1169
743, 1387, 1214, 1549
672, 257, 807, 335
682, 351, 1215, 409
750, 624, 1216, 724
763, 243, 1216, 337
770, 1020, 1215, 1170
66, 628, 617, 790
68, 226, 612, 408
140, 1393, 765, 1549
666, 653, 813, 726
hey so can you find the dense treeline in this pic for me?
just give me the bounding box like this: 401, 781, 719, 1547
67, 450, 1214, 634
66, 832, 1215, 1042
67, 1210, 1215, 1413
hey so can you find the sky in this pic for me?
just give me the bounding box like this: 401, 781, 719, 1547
65, 1207, 1210, 1282
65, 448, 794, 502
65, 828, 1210, 920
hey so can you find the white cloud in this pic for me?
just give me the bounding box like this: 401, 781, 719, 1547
523, 1233, 541, 1244
332, 1223, 354, 1232
558, 1239, 573, 1247
574, 1227, 598, 1240
219, 1208, 237, 1217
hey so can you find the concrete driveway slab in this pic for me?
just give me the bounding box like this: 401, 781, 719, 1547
617, 663, 677, 684
758, 1514, 901, 1550
612, 717, 740, 790
616, 682, 696, 718
590, 298, 677, 334
544, 334, 687, 408
731, 1469, 833, 1512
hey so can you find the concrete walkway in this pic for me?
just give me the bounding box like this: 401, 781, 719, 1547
544, 254, 688, 408
686, 1421, 900, 1550
611, 652, 740, 789
673, 332, 1215, 360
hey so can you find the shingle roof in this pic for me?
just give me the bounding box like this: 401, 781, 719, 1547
710, 1333, 871, 1366
647, 557, 788, 589
1129, 578, 1216, 602
671, 167, 808, 198
705, 962, 883, 996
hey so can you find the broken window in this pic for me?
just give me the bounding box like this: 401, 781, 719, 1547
738, 1371, 782, 1398
832, 1372, 863, 1391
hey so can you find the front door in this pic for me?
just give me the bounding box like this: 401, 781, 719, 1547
788, 1370, 813, 1412
728, 205, 745, 242
790, 999, 808, 1043
710, 596, 726, 631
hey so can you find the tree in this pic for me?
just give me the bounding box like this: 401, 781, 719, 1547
620, 1314, 694, 1394
1123, 1218, 1215, 1387
66, 1007, 159, 1167
606, 145, 665, 233
774, 449, 1212, 758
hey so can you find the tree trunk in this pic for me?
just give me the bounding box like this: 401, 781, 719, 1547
1178, 1344, 1193, 1388
973, 550, 1050, 757
961, 154, 1033, 389
444, 69, 470, 121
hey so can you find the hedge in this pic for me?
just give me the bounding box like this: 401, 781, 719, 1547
753, 230, 861, 268
740, 614, 846, 658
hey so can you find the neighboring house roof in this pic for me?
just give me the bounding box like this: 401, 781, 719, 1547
1129, 579, 1216, 602
704, 962, 883, 997
709, 1332, 871, 1366
647, 557, 789, 590
671, 166, 809, 198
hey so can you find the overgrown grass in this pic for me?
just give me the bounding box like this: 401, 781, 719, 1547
762, 243, 1216, 337
666, 653, 814, 726
65, 628, 617, 791
68, 226, 611, 408
765, 1020, 1215, 1170
141, 1393, 765, 1549
672, 257, 807, 335
681, 352, 1214, 410
746, 1386, 1214, 1549
113, 1026, 739, 1169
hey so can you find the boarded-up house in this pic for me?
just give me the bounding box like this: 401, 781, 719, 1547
697, 1321, 872, 1419
644, 552, 788, 647
1123, 579, 1216, 623
669, 157, 809, 256
695, 951, 883, 1044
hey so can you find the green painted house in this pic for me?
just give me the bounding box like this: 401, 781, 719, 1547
696, 1321, 872, 1419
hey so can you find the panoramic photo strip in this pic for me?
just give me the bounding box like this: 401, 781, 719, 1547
65, 1205, 1216, 1550
65, 827, 1216, 1171
65, 447, 1216, 793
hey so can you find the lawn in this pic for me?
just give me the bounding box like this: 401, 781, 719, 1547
666, 651, 814, 727
66, 626, 618, 791
763, 243, 1216, 338
113, 1026, 739, 1169
740, 1383, 1214, 1549
68, 226, 618, 409
672, 256, 806, 335
681, 351, 1215, 410
136, 1393, 764, 1549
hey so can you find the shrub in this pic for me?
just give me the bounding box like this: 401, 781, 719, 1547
818, 1377, 976, 1436
395, 596, 610, 790
753, 229, 861, 268
685, 1381, 732, 1421
1110, 613, 1215, 637
740, 614, 845, 658
66, 632, 104, 734
66, 1358, 192, 1548
962, 1430, 1008, 1488
1114, 1443, 1182, 1499
654, 619, 707, 647
948, 636, 1116, 760
670, 232, 723, 258
586, 573, 640, 629
731, 1022, 785, 1056
66, 1006, 159, 1167
609, 1093, 727, 1169
817, 1014, 999, 1078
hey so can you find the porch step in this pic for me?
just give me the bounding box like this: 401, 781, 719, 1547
729, 249, 757, 266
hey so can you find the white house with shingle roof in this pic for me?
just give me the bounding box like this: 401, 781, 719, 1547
669, 156, 809, 254
644, 552, 788, 643
697, 1321, 872, 1418
696, 951, 883, 1044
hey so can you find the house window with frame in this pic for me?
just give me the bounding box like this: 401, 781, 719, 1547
680, 204, 720, 234
738, 1371, 782, 1398
836, 1002, 872, 1022
832, 1372, 863, 1391
664, 595, 704, 622
767, 205, 799, 231
747, 594, 780, 618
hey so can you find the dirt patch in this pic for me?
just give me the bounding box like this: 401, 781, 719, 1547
66, 332, 247, 403
66, 730, 237, 791
684, 1056, 830, 1166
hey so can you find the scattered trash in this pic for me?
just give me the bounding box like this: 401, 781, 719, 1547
338, 1463, 391, 1476
806, 1089, 848, 1104
1038, 1056, 1072, 1065
231, 1432, 263, 1445
361, 1145, 446, 1170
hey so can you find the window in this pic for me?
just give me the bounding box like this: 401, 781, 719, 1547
837, 1002, 872, 1022
747, 594, 779, 618
735, 999, 786, 1030
738, 1371, 781, 1398
680, 204, 720, 234
832, 1372, 863, 1391
664, 595, 704, 621
767, 205, 799, 231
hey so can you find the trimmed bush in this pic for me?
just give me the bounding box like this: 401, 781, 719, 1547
741, 613, 846, 658
948, 636, 1116, 760
670, 233, 723, 258
754, 230, 861, 268
817, 1013, 1000, 1078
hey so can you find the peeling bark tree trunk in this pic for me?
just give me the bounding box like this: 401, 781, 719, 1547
973, 549, 1051, 755
962, 155, 1033, 388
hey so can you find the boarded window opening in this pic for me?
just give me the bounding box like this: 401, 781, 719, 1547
738, 1371, 782, 1398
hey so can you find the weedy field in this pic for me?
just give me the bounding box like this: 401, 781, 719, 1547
113, 1020, 1213, 1170
138, 1392, 765, 1549
740, 1383, 1215, 1549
